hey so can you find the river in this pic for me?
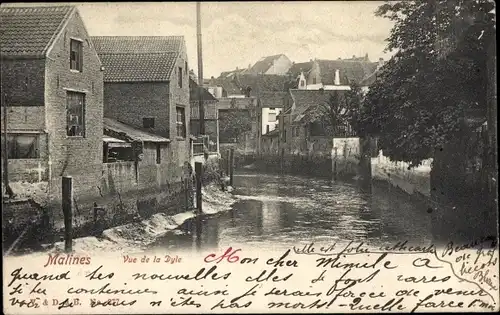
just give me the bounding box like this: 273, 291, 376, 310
149, 171, 492, 252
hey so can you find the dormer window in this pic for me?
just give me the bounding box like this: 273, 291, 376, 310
70, 39, 83, 72
300, 80, 305, 87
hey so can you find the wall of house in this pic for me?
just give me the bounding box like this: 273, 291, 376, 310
265, 55, 293, 75
1, 59, 49, 190
168, 43, 191, 183
5, 133, 50, 183
307, 61, 321, 85
261, 107, 282, 135
100, 142, 176, 194
371, 151, 432, 197
260, 135, 279, 155
0, 58, 46, 107
103, 82, 170, 136
190, 119, 218, 150
44, 10, 104, 204
1, 105, 49, 184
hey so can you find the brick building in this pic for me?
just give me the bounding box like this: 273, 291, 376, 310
1, 6, 104, 202
189, 78, 219, 154
91, 36, 191, 182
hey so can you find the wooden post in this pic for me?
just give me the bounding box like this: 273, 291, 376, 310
226, 149, 230, 176
195, 162, 203, 249
195, 162, 203, 214
332, 147, 338, 182
62, 176, 73, 253
229, 148, 234, 186
184, 178, 189, 211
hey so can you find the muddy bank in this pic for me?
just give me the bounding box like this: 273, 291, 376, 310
32, 183, 236, 255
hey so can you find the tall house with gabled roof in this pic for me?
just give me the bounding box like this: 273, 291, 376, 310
248, 54, 292, 75
91, 36, 190, 180
1, 6, 104, 203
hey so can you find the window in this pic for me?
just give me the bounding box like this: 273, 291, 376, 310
5, 134, 40, 159
312, 77, 317, 84
156, 144, 161, 164
185, 62, 188, 75
266, 125, 270, 134
178, 67, 183, 88
300, 80, 305, 87
67, 92, 85, 137
70, 39, 83, 71
176, 106, 186, 138
143, 117, 155, 128
269, 107, 275, 111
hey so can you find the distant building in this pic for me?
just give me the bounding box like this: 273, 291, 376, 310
1, 6, 104, 201
286, 60, 314, 89
247, 54, 293, 75
189, 78, 219, 154
92, 36, 191, 182
258, 92, 287, 135
305, 57, 379, 91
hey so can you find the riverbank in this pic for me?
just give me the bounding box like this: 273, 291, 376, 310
13, 183, 236, 256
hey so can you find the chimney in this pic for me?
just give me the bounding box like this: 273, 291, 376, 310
310, 59, 313, 62
236, 66, 239, 70
248, 64, 251, 69
364, 53, 369, 61
334, 69, 340, 85
337, 57, 341, 60
378, 58, 385, 68
352, 55, 356, 59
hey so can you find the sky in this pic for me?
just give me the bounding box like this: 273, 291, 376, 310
5, 2, 396, 78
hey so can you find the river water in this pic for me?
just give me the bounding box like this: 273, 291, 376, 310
149, 171, 489, 252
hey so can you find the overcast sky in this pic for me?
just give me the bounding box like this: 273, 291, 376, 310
5, 2, 395, 78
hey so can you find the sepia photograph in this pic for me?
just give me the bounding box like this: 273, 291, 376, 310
1, 1, 498, 313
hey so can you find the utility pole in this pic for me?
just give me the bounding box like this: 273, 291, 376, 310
196, 2, 205, 136
1, 76, 13, 198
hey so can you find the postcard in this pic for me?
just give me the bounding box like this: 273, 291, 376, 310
1, 1, 498, 314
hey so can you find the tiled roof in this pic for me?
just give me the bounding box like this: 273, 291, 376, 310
215, 77, 242, 95
288, 61, 314, 78
91, 36, 184, 54
99, 53, 177, 82
317, 59, 377, 85
258, 91, 287, 108
289, 89, 346, 123
189, 78, 218, 102
0, 6, 75, 57
219, 68, 247, 78
236, 74, 289, 95
248, 54, 286, 74
103, 117, 170, 143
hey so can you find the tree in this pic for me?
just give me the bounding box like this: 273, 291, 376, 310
219, 109, 253, 143
361, 0, 495, 167
309, 84, 365, 137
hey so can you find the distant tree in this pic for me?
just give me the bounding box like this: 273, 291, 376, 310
309, 84, 365, 137
361, 0, 495, 167
219, 109, 253, 143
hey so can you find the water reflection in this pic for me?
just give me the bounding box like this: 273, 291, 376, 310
150, 171, 490, 252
